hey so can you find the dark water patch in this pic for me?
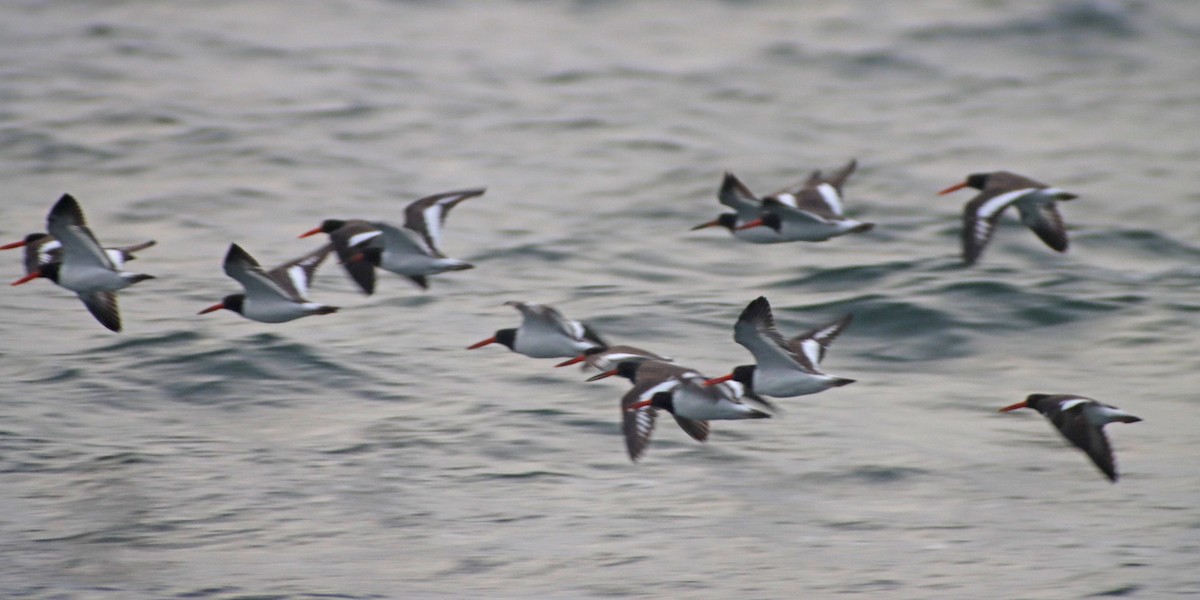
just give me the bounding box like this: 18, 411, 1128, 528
507, 116, 610, 130
803, 465, 931, 485
1087, 584, 1143, 597
172, 126, 236, 145
472, 470, 570, 481
92, 452, 154, 466
562, 417, 618, 436
1077, 227, 1200, 260
910, 1, 1141, 41
177, 588, 242, 599
82, 330, 203, 355
438, 555, 506, 577
22, 367, 84, 384
601, 137, 688, 153
0, 128, 118, 171
808, 294, 970, 363
935, 279, 1133, 329
470, 242, 572, 264
770, 260, 918, 292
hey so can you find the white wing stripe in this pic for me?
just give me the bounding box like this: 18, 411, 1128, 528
1058, 398, 1088, 411
977, 189, 1036, 219
815, 183, 844, 216
348, 231, 382, 247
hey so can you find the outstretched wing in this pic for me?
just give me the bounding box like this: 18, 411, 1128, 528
223, 244, 292, 301
620, 377, 680, 462
788, 314, 853, 367
1051, 403, 1117, 482
266, 243, 333, 301
46, 194, 115, 271
961, 188, 1036, 265
718, 172, 763, 222
733, 296, 808, 372
403, 188, 486, 254
79, 291, 121, 332
328, 221, 381, 295
1017, 195, 1069, 253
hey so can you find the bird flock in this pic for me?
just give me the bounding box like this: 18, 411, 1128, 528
5, 162, 1140, 480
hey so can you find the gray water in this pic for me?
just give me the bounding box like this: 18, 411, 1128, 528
2, 1, 1199, 598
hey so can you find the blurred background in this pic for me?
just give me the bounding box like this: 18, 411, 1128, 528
1, 0, 1198, 597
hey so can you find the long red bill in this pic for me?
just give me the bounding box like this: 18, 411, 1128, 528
586, 369, 618, 382
198, 302, 226, 315
998, 401, 1028, 413
690, 220, 720, 231
938, 181, 969, 195
703, 373, 734, 387
734, 218, 764, 231
10, 272, 41, 286
298, 226, 323, 239
555, 355, 586, 368
0, 240, 29, 250
467, 336, 496, 350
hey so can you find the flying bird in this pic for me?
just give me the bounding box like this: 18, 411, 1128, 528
199, 243, 339, 323
2, 233, 155, 276
300, 188, 484, 293
10, 194, 154, 332
939, 171, 1077, 265
732, 159, 874, 242
999, 394, 1141, 482
705, 297, 854, 398
467, 301, 606, 359
554, 344, 672, 371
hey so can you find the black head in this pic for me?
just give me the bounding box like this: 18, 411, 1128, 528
1024, 394, 1052, 410
320, 219, 347, 233
24, 233, 51, 245
612, 360, 643, 382
582, 347, 606, 357
716, 213, 738, 231
731, 364, 757, 389
649, 391, 675, 413
493, 328, 517, 350
965, 173, 990, 190
222, 294, 245, 314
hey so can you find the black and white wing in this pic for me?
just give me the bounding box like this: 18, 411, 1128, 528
787, 314, 853, 367
733, 296, 810, 372
717, 172, 763, 222
25, 236, 62, 274
223, 244, 292, 301
46, 194, 116, 271
328, 221, 382, 295
265, 243, 333, 301
106, 240, 156, 269
961, 188, 1037, 264
403, 188, 486, 254
79, 291, 121, 332
620, 377, 677, 462
1017, 192, 1072, 253
1048, 398, 1116, 482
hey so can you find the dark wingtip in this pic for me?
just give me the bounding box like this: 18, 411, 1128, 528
316, 306, 339, 315
849, 223, 874, 234
831, 378, 855, 388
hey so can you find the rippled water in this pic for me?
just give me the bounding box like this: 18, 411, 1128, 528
2, 1, 1200, 598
